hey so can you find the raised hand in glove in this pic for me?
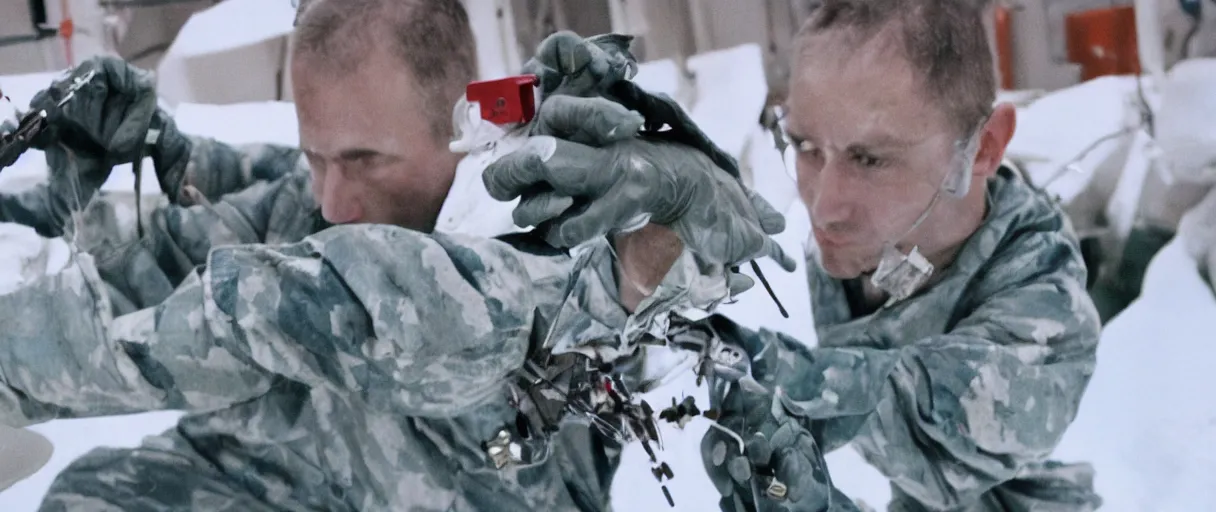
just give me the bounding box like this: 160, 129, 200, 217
485, 125, 795, 272
487, 33, 795, 273
524, 31, 742, 181
28, 56, 157, 165
27, 56, 193, 202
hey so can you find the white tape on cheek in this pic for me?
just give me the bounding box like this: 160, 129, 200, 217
520, 135, 559, 162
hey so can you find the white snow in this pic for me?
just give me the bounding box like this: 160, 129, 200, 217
1050, 237, 1216, 511
3, 45, 1216, 512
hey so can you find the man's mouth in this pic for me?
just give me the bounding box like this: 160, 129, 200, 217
812, 226, 854, 248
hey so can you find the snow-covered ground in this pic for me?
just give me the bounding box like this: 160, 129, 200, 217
2, 46, 1215, 512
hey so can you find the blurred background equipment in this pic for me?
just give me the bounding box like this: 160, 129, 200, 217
0, 0, 222, 74
3, 1, 1212, 104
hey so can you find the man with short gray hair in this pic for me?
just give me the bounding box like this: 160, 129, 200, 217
677, 0, 1103, 510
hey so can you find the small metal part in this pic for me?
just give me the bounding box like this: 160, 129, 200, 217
762, 476, 788, 500
640, 438, 657, 463
484, 429, 524, 469
713, 344, 744, 367
649, 462, 675, 483
56, 68, 97, 107
658, 396, 704, 429
0, 110, 48, 169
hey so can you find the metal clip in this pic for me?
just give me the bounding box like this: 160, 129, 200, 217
761, 475, 788, 500
484, 429, 524, 469
56, 68, 97, 108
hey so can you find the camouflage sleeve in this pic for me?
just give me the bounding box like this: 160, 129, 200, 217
0, 252, 277, 427
66, 173, 316, 312
0, 185, 58, 237
0, 224, 631, 427
0, 137, 303, 236
158, 135, 307, 205
727, 230, 1100, 510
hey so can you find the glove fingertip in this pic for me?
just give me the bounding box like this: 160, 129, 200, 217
728, 273, 755, 296
770, 242, 798, 272
543, 227, 572, 250
620, 110, 644, 137
482, 153, 541, 201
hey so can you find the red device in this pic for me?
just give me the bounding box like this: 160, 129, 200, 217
465, 75, 539, 126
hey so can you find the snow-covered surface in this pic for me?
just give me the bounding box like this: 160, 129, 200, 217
174, 101, 300, 147
1051, 237, 1216, 511
4, 52, 1216, 512
686, 44, 768, 163
1004, 75, 1144, 204
1153, 59, 1216, 184
634, 59, 685, 103
155, 0, 296, 108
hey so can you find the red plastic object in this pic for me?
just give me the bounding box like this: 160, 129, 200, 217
465, 75, 539, 125
994, 6, 1014, 90
1065, 6, 1141, 81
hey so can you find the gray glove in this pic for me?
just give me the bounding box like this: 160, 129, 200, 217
28, 56, 158, 167
697, 318, 859, 512
485, 127, 795, 271
487, 32, 795, 272
524, 31, 743, 182
524, 31, 638, 100
703, 378, 856, 512
28, 56, 193, 202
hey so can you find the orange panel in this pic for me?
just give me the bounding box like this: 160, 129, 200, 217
994, 6, 1014, 90
1065, 6, 1141, 81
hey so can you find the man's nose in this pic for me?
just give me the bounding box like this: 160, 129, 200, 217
804, 159, 855, 226
319, 172, 364, 224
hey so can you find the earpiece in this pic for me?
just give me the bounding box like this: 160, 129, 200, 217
942, 132, 982, 198
942, 162, 972, 198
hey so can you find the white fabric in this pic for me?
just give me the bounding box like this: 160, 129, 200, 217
1154, 59, 1216, 184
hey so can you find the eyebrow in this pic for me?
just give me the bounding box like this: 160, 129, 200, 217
786, 128, 917, 152
335, 148, 383, 161
303, 147, 397, 162
851, 133, 919, 151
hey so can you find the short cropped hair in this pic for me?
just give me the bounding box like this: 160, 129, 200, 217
795, 0, 996, 135
292, 0, 478, 141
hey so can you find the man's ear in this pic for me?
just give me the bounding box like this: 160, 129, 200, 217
973, 102, 1017, 178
